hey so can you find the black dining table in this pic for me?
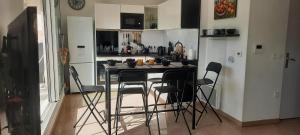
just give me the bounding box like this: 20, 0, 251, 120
104, 62, 198, 134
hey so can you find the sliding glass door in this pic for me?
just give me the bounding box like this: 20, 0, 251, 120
25, 0, 64, 133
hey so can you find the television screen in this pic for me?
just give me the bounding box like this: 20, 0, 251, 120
0, 7, 40, 134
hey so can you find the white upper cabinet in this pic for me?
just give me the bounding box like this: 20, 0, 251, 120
121, 5, 144, 14
95, 3, 120, 29
158, 0, 181, 30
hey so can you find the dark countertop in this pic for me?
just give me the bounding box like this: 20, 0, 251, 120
97, 53, 171, 58
96, 53, 198, 66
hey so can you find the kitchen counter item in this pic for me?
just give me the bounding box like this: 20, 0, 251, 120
174, 41, 183, 55
162, 59, 171, 66
157, 46, 166, 56
126, 58, 136, 68
181, 59, 189, 65
136, 59, 144, 66
168, 42, 174, 55
155, 57, 162, 64
107, 60, 116, 66
187, 49, 195, 60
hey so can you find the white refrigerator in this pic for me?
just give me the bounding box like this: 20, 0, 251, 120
67, 16, 95, 93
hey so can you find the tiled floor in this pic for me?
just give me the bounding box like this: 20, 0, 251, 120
51, 93, 300, 135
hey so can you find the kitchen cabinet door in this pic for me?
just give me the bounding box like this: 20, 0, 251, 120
121, 5, 144, 14
95, 3, 120, 29
158, 0, 181, 30
181, 0, 200, 28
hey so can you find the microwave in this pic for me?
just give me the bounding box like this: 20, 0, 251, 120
121, 13, 144, 29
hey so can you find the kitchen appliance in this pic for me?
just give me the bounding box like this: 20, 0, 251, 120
68, 16, 95, 93
168, 41, 174, 55
121, 13, 144, 29
157, 46, 166, 56
187, 49, 195, 60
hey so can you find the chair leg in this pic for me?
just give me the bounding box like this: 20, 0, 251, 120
168, 94, 177, 118
154, 93, 162, 135
114, 89, 120, 130
197, 95, 208, 113
142, 94, 148, 124
148, 82, 154, 96
147, 89, 157, 125
180, 106, 192, 135
175, 93, 181, 122
81, 93, 108, 135
74, 91, 100, 128
196, 87, 222, 126
85, 92, 106, 122
176, 87, 192, 135
115, 94, 121, 135
75, 92, 107, 135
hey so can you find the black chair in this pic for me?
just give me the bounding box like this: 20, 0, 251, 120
69, 66, 107, 135
194, 62, 222, 125
114, 70, 149, 135
148, 69, 192, 135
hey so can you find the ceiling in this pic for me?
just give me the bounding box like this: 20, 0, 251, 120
95, 0, 167, 5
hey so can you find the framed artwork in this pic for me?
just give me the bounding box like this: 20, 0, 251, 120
214, 0, 238, 20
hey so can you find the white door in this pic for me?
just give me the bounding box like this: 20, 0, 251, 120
280, 0, 300, 119
70, 63, 95, 93
67, 16, 94, 63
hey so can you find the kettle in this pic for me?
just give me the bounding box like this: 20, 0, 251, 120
157, 46, 166, 56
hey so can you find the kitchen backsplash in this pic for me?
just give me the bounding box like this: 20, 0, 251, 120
117, 29, 198, 59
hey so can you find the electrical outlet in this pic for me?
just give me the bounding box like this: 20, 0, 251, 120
273, 90, 280, 98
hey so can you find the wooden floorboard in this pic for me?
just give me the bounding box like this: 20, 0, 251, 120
51, 93, 300, 135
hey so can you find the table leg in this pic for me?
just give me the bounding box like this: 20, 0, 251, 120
192, 70, 197, 129
105, 70, 111, 135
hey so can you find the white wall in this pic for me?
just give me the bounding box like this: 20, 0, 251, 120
243, 0, 290, 122
141, 30, 166, 47
0, 0, 24, 48
199, 0, 251, 121
200, 0, 291, 122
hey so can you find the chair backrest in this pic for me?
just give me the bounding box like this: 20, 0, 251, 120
162, 69, 190, 83
206, 62, 222, 74
69, 66, 83, 87
118, 70, 147, 82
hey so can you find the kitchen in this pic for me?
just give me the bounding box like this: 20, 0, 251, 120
67, 0, 200, 91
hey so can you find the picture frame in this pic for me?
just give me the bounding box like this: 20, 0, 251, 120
214, 0, 238, 20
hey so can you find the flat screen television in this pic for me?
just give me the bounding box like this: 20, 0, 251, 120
0, 7, 40, 134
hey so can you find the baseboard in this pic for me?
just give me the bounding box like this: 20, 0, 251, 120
43, 95, 65, 135
217, 110, 242, 126
241, 119, 280, 127
148, 90, 280, 127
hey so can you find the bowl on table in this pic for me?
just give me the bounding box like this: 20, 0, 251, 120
162, 59, 171, 66
147, 59, 155, 65
126, 59, 137, 68
155, 57, 162, 64
226, 29, 236, 35
107, 60, 116, 66
136, 59, 144, 66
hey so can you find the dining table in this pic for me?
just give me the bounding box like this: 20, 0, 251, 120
104, 62, 198, 134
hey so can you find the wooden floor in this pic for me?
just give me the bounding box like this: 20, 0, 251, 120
51, 93, 300, 135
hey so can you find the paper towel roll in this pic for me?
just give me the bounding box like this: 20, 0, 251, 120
187, 49, 195, 60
